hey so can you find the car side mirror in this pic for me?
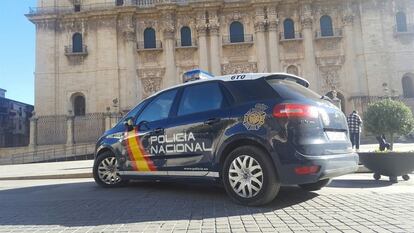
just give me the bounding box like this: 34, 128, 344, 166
123, 118, 134, 131
137, 120, 149, 131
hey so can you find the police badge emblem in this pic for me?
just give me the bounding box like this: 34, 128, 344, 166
243, 104, 268, 130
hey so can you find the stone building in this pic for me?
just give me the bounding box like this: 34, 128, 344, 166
26, 0, 414, 117
0, 90, 34, 147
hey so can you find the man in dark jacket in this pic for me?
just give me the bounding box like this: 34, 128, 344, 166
347, 110, 363, 151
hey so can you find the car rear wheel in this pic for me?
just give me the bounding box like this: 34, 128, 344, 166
222, 146, 280, 206
93, 151, 125, 188
298, 178, 331, 191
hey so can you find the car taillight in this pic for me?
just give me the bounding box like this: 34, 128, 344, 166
273, 103, 319, 119
295, 165, 320, 175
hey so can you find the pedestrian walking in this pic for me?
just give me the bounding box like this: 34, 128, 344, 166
347, 110, 363, 151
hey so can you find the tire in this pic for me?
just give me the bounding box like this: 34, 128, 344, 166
93, 151, 126, 188
402, 175, 410, 181
299, 179, 331, 191
222, 146, 280, 206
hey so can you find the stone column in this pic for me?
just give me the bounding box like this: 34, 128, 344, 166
66, 113, 74, 146
255, 22, 268, 73
122, 14, 140, 106
163, 12, 178, 86
209, 25, 221, 75
267, 6, 281, 72
29, 112, 37, 149
301, 9, 317, 90
197, 25, 209, 71
254, 7, 268, 73
343, 14, 360, 96
104, 108, 112, 131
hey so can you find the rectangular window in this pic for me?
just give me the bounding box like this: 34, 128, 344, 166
178, 82, 224, 116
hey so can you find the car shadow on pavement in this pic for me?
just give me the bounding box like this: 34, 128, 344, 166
329, 179, 393, 188
0, 180, 318, 227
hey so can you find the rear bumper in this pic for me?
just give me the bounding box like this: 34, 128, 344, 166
278, 152, 359, 185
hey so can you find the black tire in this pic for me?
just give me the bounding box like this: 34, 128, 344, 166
374, 173, 381, 180
299, 179, 331, 191
402, 175, 410, 181
222, 146, 280, 206
93, 151, 126, 188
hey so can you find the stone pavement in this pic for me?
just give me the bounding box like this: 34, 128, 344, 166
0, 173, 413, 233
0, 160, 92, 180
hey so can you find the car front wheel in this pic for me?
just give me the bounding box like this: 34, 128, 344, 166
222, 146, 280, 206
93, 151, 125, 188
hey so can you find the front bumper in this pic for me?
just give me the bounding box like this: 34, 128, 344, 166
279, 152, 359, 185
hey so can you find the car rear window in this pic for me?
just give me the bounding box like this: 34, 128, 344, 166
266, 79, 321, 100
224, 79, 277, 103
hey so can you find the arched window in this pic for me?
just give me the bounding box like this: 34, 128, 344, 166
320, 15, 334, 37
283, 19, 295, 39
180, 26, 192, 46
396, 12, 408, 32
73, 95, 86, 116
72, 33, 83, 53
402, 74, 414, 98
115, 0, 124, 6
287, 65, 299, 76
74, 4, 81, 12
230, 21, 244, 43
144, 28, 156, 49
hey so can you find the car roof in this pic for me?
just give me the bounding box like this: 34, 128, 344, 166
146, 72, 309, 99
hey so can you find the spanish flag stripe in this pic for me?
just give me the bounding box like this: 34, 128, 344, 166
134, 128, 157, 171
125, 132, 138, 171
128, 133, 150, 171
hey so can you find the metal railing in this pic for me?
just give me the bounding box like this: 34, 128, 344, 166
27, 0, 203, 15
137, 40, 163, 50
222, 34, 254, 45
175, 39, 198, 48
0, 143, 95, 165
64, 45, 88, 55
315, 28, 343, 39
279, 32, 303, 41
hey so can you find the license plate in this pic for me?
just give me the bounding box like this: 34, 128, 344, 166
326, 131, 347, 141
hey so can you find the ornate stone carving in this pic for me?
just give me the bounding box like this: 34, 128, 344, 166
316, 56, 345, 66
254, 21, 266, 32
301, 2, 313, 29
143, 20, 156, 29
342, 15, 354, 26
196, 24, 208, 37
141, 52, 160, 64
268, 20, 279, 31
319, 39, 340, 50
221, 62, 258, 75
226, 44, 251, 61
163, 12, 175, 39
141, 78, 163, 97
137, 68, 166, 97
320, 67, 341, 93
119, 15, 136, 42
176, 49, 196, 63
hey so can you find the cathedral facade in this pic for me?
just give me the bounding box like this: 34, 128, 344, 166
27, 0, 414, 117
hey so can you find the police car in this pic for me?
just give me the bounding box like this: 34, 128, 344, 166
93, 70, 358, 206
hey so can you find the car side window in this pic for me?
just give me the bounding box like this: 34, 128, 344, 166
178, 82, 224, 116
136, 89, 177, 124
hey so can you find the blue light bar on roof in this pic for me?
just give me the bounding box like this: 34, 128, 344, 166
182, 69, 214, 83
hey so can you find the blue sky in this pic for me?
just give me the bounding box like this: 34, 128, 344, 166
0, 0, 37, 105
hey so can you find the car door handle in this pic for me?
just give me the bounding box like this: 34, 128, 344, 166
204, 118, 221, 125
152, 128, 164, 134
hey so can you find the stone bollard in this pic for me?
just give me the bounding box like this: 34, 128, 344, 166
28, 112, 38, 149
66, 113, 75, 146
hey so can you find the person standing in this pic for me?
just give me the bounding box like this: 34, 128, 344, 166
347, 110, 363, 151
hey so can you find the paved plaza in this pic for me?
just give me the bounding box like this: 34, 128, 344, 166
0, 173, 413, 233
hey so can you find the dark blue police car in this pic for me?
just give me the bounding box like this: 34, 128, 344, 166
93, 70, 358, 206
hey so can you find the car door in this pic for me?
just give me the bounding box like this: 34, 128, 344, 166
121, 89, 178, 176
162, 81, 231, 176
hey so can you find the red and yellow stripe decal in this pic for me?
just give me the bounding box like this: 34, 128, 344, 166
125, 129, 156, 171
